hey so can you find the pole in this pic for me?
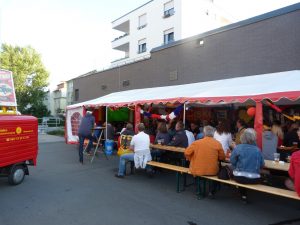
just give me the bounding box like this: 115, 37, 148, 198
105, 106, 108, 142
183, 103, 186, 127
134, 105, 141, 133
254, 102, 263, 149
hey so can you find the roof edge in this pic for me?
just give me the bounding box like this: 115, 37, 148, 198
151, 3, 300, 53
111, 0, 153, 23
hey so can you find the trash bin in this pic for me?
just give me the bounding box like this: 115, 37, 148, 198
105, 140, 114, 155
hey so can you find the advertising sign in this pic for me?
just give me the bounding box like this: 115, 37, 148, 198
0, 69, 17, 107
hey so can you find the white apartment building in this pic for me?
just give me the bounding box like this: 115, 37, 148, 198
111, 0, 232, 67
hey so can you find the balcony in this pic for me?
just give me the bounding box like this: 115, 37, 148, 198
112, 20, 129, 33
112, 34, 129, 52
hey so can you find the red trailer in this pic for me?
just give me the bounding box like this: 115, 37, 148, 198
0, 115, 38, 185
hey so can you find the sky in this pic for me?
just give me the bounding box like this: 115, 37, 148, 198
0, 0, 299, 90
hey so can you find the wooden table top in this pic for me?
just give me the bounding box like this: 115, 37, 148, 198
150, 144, 185, 153
151, 144, 290, 172
264, 160, 290, 172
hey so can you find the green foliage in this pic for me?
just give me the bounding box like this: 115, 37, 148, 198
0, 43, 50, 117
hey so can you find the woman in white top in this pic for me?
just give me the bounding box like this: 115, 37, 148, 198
213, 120, 233, 155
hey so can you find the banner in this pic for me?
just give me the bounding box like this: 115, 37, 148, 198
0, 69, 17, 107
66, 106, 84, 144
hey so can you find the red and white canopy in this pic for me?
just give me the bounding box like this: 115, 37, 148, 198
67, 70, 300, 109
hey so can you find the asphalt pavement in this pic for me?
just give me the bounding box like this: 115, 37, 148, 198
0, 140, 300, 225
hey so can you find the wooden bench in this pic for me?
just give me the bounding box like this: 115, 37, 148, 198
147, 161, 189, 192
147, 161, 300, 201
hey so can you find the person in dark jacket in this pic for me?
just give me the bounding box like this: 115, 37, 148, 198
78, 110, 95, 164
121, 123, 135, 136
168, 121, 188, 148
283, 123, 299, 147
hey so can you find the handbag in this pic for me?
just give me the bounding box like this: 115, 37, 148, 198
217, 165, 233, 180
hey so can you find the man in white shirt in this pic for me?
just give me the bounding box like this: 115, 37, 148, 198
115, 123, 151, 178
185, 129, 195, 146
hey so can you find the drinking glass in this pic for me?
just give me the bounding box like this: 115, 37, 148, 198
274, 153, 280, 163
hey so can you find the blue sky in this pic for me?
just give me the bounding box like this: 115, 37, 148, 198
0, 0, 298, 89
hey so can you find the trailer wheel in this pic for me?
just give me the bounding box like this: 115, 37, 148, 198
8, 165, 26, 185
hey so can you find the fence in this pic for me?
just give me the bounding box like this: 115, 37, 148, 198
38, 117, 65, 134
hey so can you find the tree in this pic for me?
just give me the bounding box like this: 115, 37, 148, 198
0, 44, 50, 117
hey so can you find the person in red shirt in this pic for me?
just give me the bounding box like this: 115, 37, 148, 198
285, 128, 300, 196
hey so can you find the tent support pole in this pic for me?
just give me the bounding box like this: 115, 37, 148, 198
105, 106, 108, 142
134, 105, 141, 133
183, 103, 186, 128
254, 102, 263, 149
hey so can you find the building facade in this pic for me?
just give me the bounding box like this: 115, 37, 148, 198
111, 0, 232, 67
52, 82, 67, 116
70, 4, 300, 105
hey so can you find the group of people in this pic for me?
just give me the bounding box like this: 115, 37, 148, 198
77, 110, 300, 202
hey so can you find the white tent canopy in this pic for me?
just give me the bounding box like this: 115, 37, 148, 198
67, 70, 300, 109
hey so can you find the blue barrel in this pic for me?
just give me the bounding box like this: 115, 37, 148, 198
104, 140, 114, 155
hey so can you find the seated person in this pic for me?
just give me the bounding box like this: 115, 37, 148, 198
190, 122, 200, 138
168, 121, 188, 148
230, 128, 264, 203
285, 128, 300, 196
155, 122, 170, 145
262, 124, 278, 160
185, 129, 195, 146
185, 125, 225, 196
115, 123, 151, 178
120, 123, 135, 136
152, 122, 170, 160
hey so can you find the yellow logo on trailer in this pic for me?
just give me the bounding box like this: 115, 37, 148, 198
16, 127, 22, 134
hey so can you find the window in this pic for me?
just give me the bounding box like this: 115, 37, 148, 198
138, 39, 147, 53
164, 28, 174, 44
74, 89, 79, 101
122, 80, 130, 87
164, 0, 174, 18
138, 14, 147, 29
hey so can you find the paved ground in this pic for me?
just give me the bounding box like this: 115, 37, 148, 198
0, 140, 300, 225
38, 133, 65, 144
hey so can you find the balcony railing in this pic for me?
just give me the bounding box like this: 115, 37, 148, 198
112, 33, 129, 42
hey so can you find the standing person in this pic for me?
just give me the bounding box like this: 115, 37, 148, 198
115, 123, 151, 178
235, 119, 247, 145
271, 120, 284, 147
213, 120, 233, 156
185, 125, 225, 196
78, 110, 95, 164
168, 121, 188, 148
283, 123, 299, 147
262, 124, 278, 160
230, 128, 265, 203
